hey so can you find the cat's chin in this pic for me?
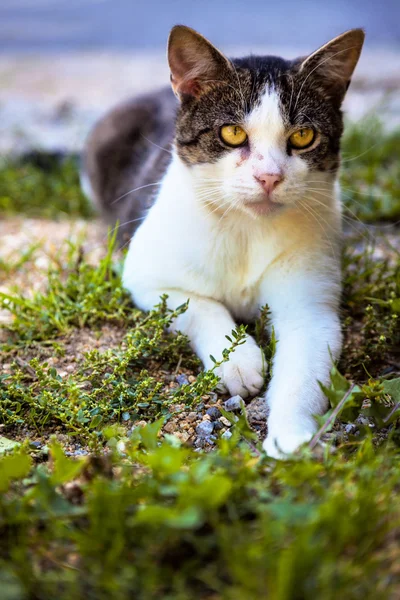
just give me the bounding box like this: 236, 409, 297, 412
243, 197, 284, 217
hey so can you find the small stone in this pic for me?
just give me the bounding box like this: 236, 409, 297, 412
221, 430, 232, 440
203, 414, 211, 421
30, 441, 42, 449
206, 406, 221, 421
224, 395, 243, 411
220, 416, 232, 427
164, 421, 177, 434
213, 420, 224, 431
187, 412, 197, 422
196, 421, 214, 438
345, 423, 357, 434
176, 374, 189, 386
188, 375, 196, 383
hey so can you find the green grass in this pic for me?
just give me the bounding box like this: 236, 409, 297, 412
0, 153, 92, 219
2, 432, 400, 600
0, 122, 400, 599
341, 120, 400, 222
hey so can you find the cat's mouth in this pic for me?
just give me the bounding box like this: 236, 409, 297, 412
244, 196, 284, 216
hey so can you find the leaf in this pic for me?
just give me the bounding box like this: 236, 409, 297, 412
391, 299, 400, 313
319, 364, 364, 422
139, 418, 165, 451
383, 378, 400, 402
50, 441, 86, 485
0, 436, 21, 454
135, 505, 202, 529
89, 414, 102, 429
0, 452, 31, 492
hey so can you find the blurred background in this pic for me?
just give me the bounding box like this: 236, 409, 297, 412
0, 0, 399, 153
2, 0, 400, 52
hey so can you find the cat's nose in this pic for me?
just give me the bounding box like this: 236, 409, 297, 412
254, 173, 283, 195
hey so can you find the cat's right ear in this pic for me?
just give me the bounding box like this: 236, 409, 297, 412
168, 25, 232, 99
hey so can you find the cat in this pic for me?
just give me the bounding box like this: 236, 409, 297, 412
82, 25, 364, 457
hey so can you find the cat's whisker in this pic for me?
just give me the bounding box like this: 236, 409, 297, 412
141, 134, 174, 155
106, 216, 147, 237
231, 62, 247, 114
305, 189, 387, 246
298, 200, 338, 261
339, 143, 381, 163
111, 182, 163, 205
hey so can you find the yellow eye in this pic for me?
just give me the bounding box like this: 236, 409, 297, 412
289, 128, 315, 149
220, 124, 248, 147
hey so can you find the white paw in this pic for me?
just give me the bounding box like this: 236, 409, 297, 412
263, 427, 315, 459
214, 337, 266, 398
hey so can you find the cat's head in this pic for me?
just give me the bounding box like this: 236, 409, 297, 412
168, 25, 364, 218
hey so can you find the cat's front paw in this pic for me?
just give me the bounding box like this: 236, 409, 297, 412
215, 338, 265, 398
263, 427, 315, 459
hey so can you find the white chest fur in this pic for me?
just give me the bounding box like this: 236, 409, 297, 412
124, 155, 340, 321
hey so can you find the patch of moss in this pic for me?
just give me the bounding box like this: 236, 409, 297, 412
341, 236, 399, 378
0, 152, 92, 219
341, 119, 400, 222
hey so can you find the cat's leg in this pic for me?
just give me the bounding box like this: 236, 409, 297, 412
132, 288, 265, 398
260, 270, 342, 458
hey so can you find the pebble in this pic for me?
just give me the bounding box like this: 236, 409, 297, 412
196, 421, 214, 437
224, 395, 243, 411
221, 430, 232, 440
164, 421, 176, 434
213, 420, 224, 431
176, 374, 189, 386
206, 406, 221, 421
30, 441, 42, 449
188, 375, 196, 383
175, 431, 189, 443
220, 416, 232, 427
345, 423, 357, 434
187, 412, 197, 422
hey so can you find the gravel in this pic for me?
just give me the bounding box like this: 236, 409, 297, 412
224, 395, 243, 411
176, 374, 189, 386
206, 406, 222, 421
196, 421, 214, 438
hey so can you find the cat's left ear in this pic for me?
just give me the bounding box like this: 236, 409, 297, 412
298, 29, 365, 104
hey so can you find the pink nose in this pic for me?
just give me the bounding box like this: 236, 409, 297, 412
254, 173, 283, 195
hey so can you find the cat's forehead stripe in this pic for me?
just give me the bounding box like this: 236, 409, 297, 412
245, 86, 285, 144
